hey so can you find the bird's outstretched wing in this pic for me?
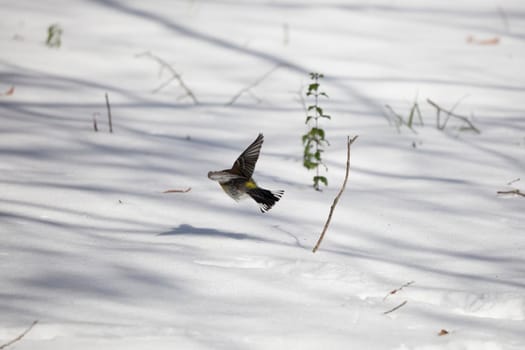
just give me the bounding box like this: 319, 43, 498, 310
231, 133, 264, 178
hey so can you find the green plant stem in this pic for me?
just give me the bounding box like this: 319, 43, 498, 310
314, 78, 320, 190
303, 72, 329, 191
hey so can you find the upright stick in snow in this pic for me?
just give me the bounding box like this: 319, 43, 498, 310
105, 92, 113, 133
0, 320, 38, 349
312, 135, 358, 253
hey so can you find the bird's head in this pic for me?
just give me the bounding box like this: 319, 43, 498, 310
208, 170, 240, 183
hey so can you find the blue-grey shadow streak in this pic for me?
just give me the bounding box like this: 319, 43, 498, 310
159, 224, 264, 241
272, 224, 304, 248
90, 0, 385, 115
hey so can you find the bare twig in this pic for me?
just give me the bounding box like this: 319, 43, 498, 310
136, 51, 199, 104
92, 112, 99, 132
105, 92, 113, 133
427, 98, 480, 134
466, 35, 500, 45
152, 76, 177, 94
383, 300, 408, 315
384, 105, 402, 132
0, 86, 15, 96
312, 135, 358, 253
497, 189, 525, 197
163, 187, 192, 193
0, 320, 38, 349
407, 101, 424, 128
507, 178, 520, 186
383, 281, 415, 301
440, 94, 469, 130
384, 105, 418, 134
226, 65, 280, 105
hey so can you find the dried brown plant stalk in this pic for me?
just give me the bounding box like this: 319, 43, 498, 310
0, 320, 38, 349
312, 135, 358, 253
163, 187, 192, 193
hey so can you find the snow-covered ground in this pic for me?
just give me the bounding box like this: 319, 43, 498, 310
1, 1, 524, 349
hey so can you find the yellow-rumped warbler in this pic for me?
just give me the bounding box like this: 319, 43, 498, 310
208, 133, 284, 212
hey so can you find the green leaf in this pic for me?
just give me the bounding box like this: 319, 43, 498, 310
307, 129, 317, 141
314, 149, 324, 161
308, 83, 319, 92
303, 159, 318, 170
311, 127, 325, 140
319, 92, 329, 98
304, 139, 314, 149
314, 176, 328, 186
305, 116, 313, 124
303, 153, 312, 163
321, 114, 331, 119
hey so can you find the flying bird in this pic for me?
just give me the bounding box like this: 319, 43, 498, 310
208, 133, 284, 212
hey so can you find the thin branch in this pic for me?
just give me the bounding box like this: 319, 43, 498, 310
466, 35, 500, 45
105, 92, 113, 133
383, 281, 415, 301
226, 65, 280, 105
507, 178, 520, 186
408, 102, 424, 127
136, 51, 199, 104
163, 187, 192, 193
497, 189, 525, 197
440, 94, 469, 130
312, 135, 358, 253
0, 320, 38, 349
0, 86, 15, 96
152, 76, 176, 94
92, 112, 99, 132
384, 105, 417, 134
383, 300, 408, 315
427, 98, 480, 134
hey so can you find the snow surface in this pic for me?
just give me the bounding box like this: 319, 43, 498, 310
1, 0, 524, 349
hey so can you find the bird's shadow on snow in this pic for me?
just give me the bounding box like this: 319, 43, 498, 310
158, 224, 306, 248
159, 224, 265, 241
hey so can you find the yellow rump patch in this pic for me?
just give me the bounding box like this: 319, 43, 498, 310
245, 180, 257, 189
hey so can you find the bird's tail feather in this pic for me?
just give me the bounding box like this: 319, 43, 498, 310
247, 188, 284, 213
